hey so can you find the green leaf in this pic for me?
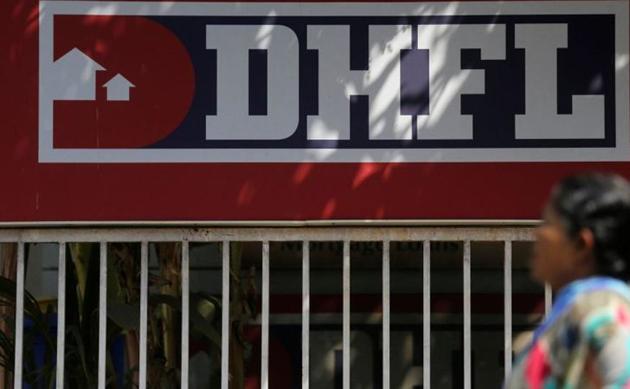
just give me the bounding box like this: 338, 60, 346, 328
68, 325, 90, 382
108, 302, 140, 330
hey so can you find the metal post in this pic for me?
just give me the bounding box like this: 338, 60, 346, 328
13, 242, 24, 389
504, 240, 513, 378
423, 240, 431, 389
98, 242, 107, 389
463, 241, 471, 389
221, 241, 230, 389
343, 241, 350, 389
181, 241, 190, 389
382, 240, 390, 389
56, 243, 66, 389
139, 241, 148, 389
302, 241, 310, 389
545, 284, 553, 317
261, 241, 270, 389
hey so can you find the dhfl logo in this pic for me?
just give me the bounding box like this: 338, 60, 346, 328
38, 1, 629, 163
50, 15, 194, 149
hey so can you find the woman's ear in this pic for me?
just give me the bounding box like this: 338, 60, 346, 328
576, 228, 596, 257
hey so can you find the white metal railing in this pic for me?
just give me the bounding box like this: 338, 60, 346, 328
98, 241, 107, 389
13, 243, 24, 388
423, 240, 431, 389
55, 243, 66, 389
0, 225, 545, 388
139, 241, 148, 389
504, 240, 513, 377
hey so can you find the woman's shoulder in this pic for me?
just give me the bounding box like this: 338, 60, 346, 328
566, 286, 630, 337
573, 285, 630, 307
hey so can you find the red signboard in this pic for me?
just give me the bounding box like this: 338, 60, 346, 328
1, 0, 629, 222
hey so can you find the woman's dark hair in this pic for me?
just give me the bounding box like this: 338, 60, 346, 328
550, 173, 630, 280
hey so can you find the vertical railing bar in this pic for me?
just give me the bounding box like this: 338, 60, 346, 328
463, 240, 471, 389
423, 240, 431, 389
139, 241, 148, 389
13, 242, 25, 389
98, 241, 107, 389
504, 240, 513, 379
261, 241, 270, 389
302, 241, 310, 389
382, 240, 390, 389
545, 283, 553, 317
221, 241, 230, 389
181, 241, 190, 389
343, 240, 350, 389
56, 242, 66, 389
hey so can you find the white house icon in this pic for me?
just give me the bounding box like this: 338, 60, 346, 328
52, 48, 105, 101
103, 74, 134, 101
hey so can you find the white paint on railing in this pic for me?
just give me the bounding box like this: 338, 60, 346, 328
56, 242, 66, 389
302, 241, 310, 389
13, 242, 24, 389
463, 240, 471, 389
181, 241, 190, 389
504, 240, 513, 377
221, 241, 230, 389
262, 241, 270, 389
545, 283, 553, 316
423, 240, 431, 389
343, 240, 350, 389
0, 227, 535, 243
98, 242, 107, 389
382, 240, 390, 389
139, 241, 148, 389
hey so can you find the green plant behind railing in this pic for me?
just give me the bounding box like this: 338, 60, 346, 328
0, 242, 256, 388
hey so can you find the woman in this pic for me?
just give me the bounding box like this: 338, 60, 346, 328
505, 173, 630, 388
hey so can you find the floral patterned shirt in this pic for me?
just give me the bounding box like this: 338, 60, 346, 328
505, 277, 630, 389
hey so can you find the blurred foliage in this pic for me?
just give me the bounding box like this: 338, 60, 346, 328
0, 241, 256, 388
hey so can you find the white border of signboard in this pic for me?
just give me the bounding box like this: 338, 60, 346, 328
39, 1, 630, 162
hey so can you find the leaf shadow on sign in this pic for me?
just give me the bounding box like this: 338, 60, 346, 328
20, 2, 630, 222
284, 3, 490, 219
29, 1, 547, 222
